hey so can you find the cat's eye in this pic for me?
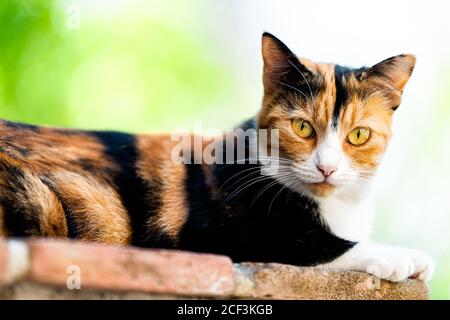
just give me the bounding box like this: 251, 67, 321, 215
347, 127, 371, 146
292, 119, 314, 138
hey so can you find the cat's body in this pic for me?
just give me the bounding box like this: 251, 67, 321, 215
0, 33, 433, 281
0, 118, 354, 265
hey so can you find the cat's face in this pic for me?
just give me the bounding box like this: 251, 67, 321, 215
258, 33, 415, 199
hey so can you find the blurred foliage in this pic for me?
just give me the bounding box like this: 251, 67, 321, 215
428, 67, 450, 299
0, 0, 233, 132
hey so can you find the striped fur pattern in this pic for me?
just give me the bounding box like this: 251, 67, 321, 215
0, 33, 418, 268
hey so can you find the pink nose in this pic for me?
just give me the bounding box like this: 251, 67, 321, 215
317, 164, 337, 177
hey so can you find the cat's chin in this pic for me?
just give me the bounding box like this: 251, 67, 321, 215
305, 182, 336, 198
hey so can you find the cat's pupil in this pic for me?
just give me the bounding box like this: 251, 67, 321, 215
357, 130, 361, 139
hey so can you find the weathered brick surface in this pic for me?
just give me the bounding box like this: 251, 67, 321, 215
0, 239, 430, 299
233, 262, 429, 300
0, 282, 184, 300
0, 240, 8, 285
27, 239, 234, 297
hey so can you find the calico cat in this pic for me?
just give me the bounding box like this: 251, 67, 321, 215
0, 32, 433, 282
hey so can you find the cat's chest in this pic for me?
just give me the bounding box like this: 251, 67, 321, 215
315, 195, 374, 242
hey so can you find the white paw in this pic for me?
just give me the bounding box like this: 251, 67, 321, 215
362, 247, 434, 282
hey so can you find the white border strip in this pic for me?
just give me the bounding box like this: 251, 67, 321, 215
5, 240, 30, 283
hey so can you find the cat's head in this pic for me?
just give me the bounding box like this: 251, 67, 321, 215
258, 32, 415, 199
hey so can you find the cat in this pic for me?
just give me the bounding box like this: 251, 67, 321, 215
0, 32, 433, 282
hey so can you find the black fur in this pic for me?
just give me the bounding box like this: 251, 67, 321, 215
1, 119, 40, 132
332, 65, 353, 129
0, 163, 41, 236
332, 65, 373, 128
91, 131, 166, 247
263, 32, 322, 108
176, 120, 356, 265
178, 164, 215, 251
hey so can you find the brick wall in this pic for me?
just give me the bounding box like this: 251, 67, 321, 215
0, 239, 429, 299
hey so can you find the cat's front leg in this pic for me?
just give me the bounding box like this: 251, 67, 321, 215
319, 242, 434, 282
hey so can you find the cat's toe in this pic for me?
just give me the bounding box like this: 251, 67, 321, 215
409, 250, 434, 281
365, 258, 395, 280
388, 256, 415, 282
363, 249, 428, 282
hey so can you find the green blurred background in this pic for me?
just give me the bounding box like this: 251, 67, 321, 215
1, 0, 449, 299
0, 0, 247, 132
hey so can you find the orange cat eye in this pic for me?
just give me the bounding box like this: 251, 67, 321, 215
347, 127, 371, 146
292, 119, 315, 138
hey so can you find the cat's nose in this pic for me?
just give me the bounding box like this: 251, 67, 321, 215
317, 164, 337, 178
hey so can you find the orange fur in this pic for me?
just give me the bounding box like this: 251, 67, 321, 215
48, 171, 131, 245
137, 135, 188, 243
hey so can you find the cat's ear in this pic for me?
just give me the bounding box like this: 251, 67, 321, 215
366, 54, 416, 93
261, 32, 313, 94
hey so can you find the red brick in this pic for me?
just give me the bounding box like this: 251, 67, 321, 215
0, 240, 8, 285
27, 239, 234, 297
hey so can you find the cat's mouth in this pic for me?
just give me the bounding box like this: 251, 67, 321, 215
306, 182, 336, 197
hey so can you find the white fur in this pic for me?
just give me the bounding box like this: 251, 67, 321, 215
291, 130, 362, 190
315, 192, 374, 242
315, 187, 435, 282
315, 132, 344, 177
310, 130, 375, 242
318, 242, 434, 282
